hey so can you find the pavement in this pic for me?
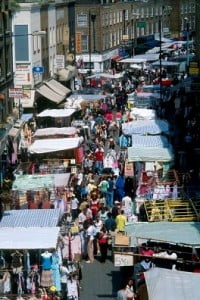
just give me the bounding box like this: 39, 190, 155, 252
80, 251, 121, 300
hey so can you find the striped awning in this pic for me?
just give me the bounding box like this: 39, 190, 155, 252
0, 209, 61, 227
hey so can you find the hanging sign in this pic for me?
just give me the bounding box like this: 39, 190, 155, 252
114, 253, 134, 267
124, 160, 134, 177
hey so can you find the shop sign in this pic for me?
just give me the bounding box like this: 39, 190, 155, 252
55, 55, 65, 69
114, 253, 134, 267
15, 64, 31, 86
76, 33, 82, 54
9, 88, 23, 98
136, 21, 146, 28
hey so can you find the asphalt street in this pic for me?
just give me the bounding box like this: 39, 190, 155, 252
80, 251, 121, 300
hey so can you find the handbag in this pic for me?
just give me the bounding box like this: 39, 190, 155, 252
115, 233, 130, 246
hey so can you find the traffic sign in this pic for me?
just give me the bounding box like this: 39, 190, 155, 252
136, 21, 146, 28
32, 66, 44, 74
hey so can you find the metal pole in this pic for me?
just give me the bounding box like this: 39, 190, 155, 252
159, 18, 162, 101
89, 10, 92, 87
186, 21, 190, 67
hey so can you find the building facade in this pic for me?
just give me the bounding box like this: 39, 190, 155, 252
74, 0, 199, 73
0, 0, 14, 185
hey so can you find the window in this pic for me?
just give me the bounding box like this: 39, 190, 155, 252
120, 11, 122, 22
77, 14, 87, 28
81, 35, 88, 52
113, 12, 116, 24
5, 44, 11, 75
14, 25, 29, 62
116, 11, 119, 23
191, 2, 195, 13
110, 12, 112, 25
110, 32, 112, 47
125, 10, 128, 21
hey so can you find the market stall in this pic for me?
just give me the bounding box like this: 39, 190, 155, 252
36, 108, 76, 127
145, 267, 200, 300
11, 173, 70, 208
33, 127, 78, 139
113, 222, 200, 278
129, 108, 157, 120
0, 209, 61, 227
122, 119, 169, 136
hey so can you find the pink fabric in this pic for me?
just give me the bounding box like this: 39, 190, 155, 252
71, 235, 82, 260
12, 142, 18, 164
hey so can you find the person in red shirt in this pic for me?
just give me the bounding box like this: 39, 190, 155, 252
95, 145, 104, 175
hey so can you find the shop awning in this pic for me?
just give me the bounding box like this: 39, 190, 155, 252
8, 119, 24, 138
45, 79, 71, 97
37, 108, 76, 118
29, 137, 81, 154
128, 146, 174, 162
0, 227, 60, 249
36, 85, 65, 104
8, 127, 21, 138
112, 55, 123, 62
125, 222, 200, 248
130, 108, 157, 120
131, 135, 170, 148
34, 127, 77, 138
57, 65, 77, 82
0, 209, 61, 227
21, 113, 33, 122
20, 90, 35, 108
122, 120, 169, 135
145, 268, 200, 300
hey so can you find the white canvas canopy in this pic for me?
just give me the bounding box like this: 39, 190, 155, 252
128, 146, 173, 162
131, 135, 169, 148
0, 227, 60, 249
12, 173, 70, 191
145, 268, 200, 300
37, 109, 76, 118
122, 120, 169, 135
33, 127, 77, 138
86, 72, 125, 79
130, 108, 157, 120
29, 137, 81, 154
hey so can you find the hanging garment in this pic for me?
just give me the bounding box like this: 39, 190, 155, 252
70, 235, 82, 261
3, 271, 11, 293
51, 252, 61, 292
67, 279, 78, 300
40, 270, 53, 287
172, 184, 178, 199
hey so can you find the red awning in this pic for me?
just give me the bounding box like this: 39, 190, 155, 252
112, 55, 123, 62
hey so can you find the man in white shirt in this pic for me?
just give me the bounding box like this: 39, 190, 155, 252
71, 194, 79, 220
86, 220, 97, 263
75, 169, 83, 198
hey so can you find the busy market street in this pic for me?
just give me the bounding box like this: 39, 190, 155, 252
1, 1, 200, 300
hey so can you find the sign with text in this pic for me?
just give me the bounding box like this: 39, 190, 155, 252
32, 66, 44, 74
55, 55, 65, 69
15, 64, 31, 86
76, 33, 82, 54
125, 160, 134, 177
9, 88, 23, 98
114, 253, 134, 267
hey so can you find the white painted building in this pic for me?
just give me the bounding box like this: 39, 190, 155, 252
12, 3, 44, 89
48, 4, 57, 78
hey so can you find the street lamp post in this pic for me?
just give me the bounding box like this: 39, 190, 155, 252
88, 10, 92, 87
184, 18, 190, 68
